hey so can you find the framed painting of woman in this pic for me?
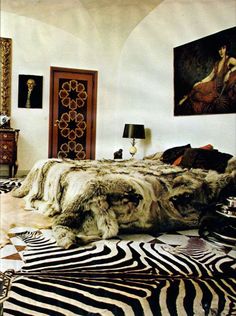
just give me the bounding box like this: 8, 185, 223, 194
174, 26, 236, 116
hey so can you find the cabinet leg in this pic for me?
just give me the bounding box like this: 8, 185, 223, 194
9, 165, 13, 178
13, 163, 18, 177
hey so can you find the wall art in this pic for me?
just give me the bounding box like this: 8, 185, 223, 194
18, 74, 43, 109
174, 26, 236, 116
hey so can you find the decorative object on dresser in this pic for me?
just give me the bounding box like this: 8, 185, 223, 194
122, 123, 145, 157
0, 114, 10, 128
113, 148, 123, 159
0, 128, 20, 177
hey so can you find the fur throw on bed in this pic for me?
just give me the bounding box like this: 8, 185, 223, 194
12, 157, 236, 249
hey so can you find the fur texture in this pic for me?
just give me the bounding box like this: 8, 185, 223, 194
0, 193, 52, 247
11, 158, 236, 249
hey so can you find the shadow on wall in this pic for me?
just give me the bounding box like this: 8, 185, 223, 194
143, 128, 152, 156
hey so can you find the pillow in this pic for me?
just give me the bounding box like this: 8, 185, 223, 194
172, 155, 183, 166
200, 144, 213, 150
161, 144, 191, 164
180, 148, 233, 173
172, 144, 213, 166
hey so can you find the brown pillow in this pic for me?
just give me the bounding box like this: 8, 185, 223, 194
161, 144, 191, 164
172, 144, 213, 166
180, 148, 233, 173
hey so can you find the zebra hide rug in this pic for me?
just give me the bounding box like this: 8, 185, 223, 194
11, 157, 236, 249
1, 230, 236, 315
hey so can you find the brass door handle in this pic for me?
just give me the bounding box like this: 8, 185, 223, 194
54, 119, 59, 127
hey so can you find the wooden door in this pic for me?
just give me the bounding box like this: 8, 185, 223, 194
49, 67, 97, 160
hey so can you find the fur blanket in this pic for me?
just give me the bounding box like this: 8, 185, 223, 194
11, 157, 236, 249
0, 193, 52, 247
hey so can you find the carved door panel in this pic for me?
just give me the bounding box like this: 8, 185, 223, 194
49, 67, 97, 160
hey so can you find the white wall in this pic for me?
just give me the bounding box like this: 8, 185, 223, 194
2, 12, 102, 173
117, 0, 236, 158
1, 0, 236, 174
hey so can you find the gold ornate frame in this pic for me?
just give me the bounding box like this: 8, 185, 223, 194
0, 37, 12, 116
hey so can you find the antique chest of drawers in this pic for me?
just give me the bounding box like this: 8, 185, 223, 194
0, 128, 20, 177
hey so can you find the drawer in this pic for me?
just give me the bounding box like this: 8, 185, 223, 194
0, 132, 15, 141
0, 153, 13, 164
0, 141, 14, 152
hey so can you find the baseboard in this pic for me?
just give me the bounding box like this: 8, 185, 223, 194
16, 170, 29, 177
0, 169, 29, 178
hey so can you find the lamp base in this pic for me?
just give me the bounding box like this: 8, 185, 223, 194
129, 145, 137, 157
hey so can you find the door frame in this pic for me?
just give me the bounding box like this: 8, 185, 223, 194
48, 66, 97, 159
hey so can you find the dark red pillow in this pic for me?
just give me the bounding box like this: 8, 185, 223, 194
173, 144, 213, 166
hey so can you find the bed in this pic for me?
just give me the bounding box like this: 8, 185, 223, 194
1, 144, 236, 315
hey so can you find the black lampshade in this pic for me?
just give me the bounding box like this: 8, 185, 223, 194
123, 124, 145, 139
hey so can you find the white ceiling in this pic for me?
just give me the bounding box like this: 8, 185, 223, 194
2, 0, 164, 40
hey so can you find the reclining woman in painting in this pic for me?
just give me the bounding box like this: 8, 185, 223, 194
179, 39, 236, 114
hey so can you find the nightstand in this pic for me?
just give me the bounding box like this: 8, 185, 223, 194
0, 128, 20, 177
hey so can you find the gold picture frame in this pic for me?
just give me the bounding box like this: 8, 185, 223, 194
0, 37, 12, 116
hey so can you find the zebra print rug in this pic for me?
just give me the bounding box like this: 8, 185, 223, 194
0, 178, 22, 194
2, 230, 236, 315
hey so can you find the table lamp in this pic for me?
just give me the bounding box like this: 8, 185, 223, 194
122, 124, 145, 157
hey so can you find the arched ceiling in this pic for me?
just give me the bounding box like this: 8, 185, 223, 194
2, 0, 164, 41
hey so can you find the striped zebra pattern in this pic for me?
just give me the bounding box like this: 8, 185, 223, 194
0, 179, 22, 194
2, 231, 236, 316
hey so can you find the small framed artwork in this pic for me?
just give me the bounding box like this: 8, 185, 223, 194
18, 75, 43, 108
